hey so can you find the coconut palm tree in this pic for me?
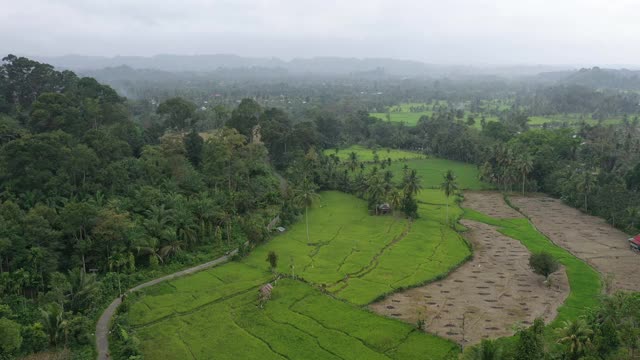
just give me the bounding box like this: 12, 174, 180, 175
402, 169, 422, 199
389, 189, 403, 213
440, 170, 459, 223
515, 153, 534, 195
347, 152, 359, 172
556, 319, 593, 359
293, 178, 320, 243
576, 169, 597, 212
366, 174, 386, 214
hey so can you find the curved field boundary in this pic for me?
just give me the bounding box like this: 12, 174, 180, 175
95, 249, 238, 360
462, 208, 601, 325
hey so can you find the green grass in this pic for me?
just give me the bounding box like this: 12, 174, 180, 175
371, 102, 632, 128
131, 279, 459, 360
386, 158, 492, 190
326, 145, 424, 163
124, 190, 469, 359
462, 208, 601, 324
246, 191, 469, 305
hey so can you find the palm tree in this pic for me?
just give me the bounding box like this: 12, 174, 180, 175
389, 189, 403, 213
347, 152, 359, 172
576, 169, 597, 212
136, 237, 163, 266
515, 153, 534, 195
143, 204, 175, 239
402, 169, 423, 199
41, 304, 67, 347
67, 268, 99, 313
366, 174, 386, 214
159, 231, 184, 260
440, 170, 459, 223
463, 339, 501, 360
293, 178, 320, 243
555, 319, 593, 359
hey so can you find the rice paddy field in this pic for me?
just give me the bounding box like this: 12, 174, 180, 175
528, 114, 626, 127
326, 145, 424, 162
371, 102, 631, 128
119, 156, 492, 360
386, 158, 492, 190
118, 156, 602, 359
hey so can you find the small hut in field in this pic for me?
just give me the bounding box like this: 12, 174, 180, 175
258, 283, 274, 307
377, 203, 391, 215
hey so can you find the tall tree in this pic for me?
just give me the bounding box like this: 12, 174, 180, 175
184, 129, 204, 168
226, 98, 261, 137
556, 319, 593, 360
440, 170, 459, 224
157, 97, 197, 130
576, 168, 597, 212
293, 178, 320, 244
515, 153, 534, 195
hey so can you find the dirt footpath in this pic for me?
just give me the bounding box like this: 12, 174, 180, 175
370, 193, 569, 345
511, 195, 640, 293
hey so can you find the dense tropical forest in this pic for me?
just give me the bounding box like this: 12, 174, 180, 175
1, 54, 639, 360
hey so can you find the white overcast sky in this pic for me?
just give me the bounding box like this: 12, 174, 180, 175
1, 0, 639, 65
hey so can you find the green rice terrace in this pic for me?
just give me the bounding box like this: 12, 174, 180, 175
115, 157, 605, 360
119, 188, 470, 359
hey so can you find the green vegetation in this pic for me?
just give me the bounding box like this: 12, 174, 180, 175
122, 190, 467, 359
236, 192, 469, 305
387, 159, 491, 190
327, 145, 424, 162
528, 114, 627, 127
3, 54, 639, 360
128, 278, 458, 360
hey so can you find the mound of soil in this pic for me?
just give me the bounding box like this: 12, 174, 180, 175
512, 195, 640, 293
370, 204, 569, 345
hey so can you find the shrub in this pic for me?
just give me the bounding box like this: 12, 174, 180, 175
529, 252, 559, 280
0, 317, 22, 356
266, 251, 278, 271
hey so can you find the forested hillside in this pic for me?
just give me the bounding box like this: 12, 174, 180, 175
0, 55, 293, 358
1, 54, 640, 359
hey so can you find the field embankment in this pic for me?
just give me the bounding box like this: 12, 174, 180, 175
511, 195, 640, 292
371, 192, 570, 345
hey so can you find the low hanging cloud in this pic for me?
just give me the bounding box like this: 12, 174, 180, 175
1, 0, 639, 65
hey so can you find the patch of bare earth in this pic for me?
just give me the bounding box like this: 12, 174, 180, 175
371, 192, 569, 346
463, 191, 521, 218
511, 195, 640, 293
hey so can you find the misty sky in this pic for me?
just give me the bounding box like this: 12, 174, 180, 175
2, 0, 639, 65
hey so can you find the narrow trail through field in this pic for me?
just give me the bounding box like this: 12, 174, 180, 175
510, 195, 640, 292
330, 220, 412, 294
95, 249, 238, 360
370, 192, 570, 346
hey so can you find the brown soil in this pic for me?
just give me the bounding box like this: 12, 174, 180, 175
511, 195, 640, 293
370, 192, 569, 345
463, 191, 521, 218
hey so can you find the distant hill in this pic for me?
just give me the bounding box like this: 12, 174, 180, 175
538, 67, 640, 89
30, 54, 570, 78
